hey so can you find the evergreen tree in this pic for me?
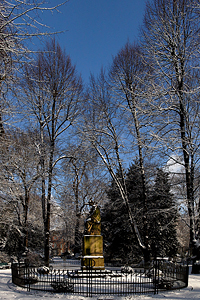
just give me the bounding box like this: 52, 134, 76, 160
102, 165, 179, 263
102, 165, 144, 264
149, 169, 179, 258
126, 163, 146, 237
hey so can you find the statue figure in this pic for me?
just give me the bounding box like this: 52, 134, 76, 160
84, 201, 101, 235
82, 200, 105, 269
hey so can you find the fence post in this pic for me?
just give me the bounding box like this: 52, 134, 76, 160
154, 259, 159, 294
185, 262, 189, 287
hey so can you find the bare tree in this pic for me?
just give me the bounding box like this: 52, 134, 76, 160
0, 0, 67, 129
0, 1, 66, 59
0, 2, 67, 238
109, 42, 153, 262
0, 129, 41, 249
141, 0, 200, 256
20, 39, 83, 265
59, 140, 107, 254
83, 71, 151, 263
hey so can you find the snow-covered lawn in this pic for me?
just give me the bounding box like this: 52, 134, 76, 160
0, 268, 199, 300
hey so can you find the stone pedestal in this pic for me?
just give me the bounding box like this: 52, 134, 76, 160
81, 235, 105, 270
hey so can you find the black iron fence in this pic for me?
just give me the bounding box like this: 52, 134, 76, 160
11, 259, 188, 297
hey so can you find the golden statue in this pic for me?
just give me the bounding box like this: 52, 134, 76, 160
85, 201, 101, 235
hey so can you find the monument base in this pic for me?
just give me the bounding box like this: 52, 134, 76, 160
81, 256, 105, 270
81, 235, 105, 270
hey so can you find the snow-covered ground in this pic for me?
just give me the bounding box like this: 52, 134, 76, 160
0, 268, 199, 300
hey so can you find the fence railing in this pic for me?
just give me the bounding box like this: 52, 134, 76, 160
11, 259, 188, 297
153, 259, 188, 291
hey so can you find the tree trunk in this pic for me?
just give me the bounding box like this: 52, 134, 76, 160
179, 93, 196, 255
74, 215, 81, 254
24, 193, 29, 249
0, 111, 5, 137
44, 96, 55, 266
128, 90, 149, 261
44, 146, 54, 266
44, 202, 50, 266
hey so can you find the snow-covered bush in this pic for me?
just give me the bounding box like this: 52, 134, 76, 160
121, 266, 134, 274
51, 279, 74, 293
37, 266, 49, 275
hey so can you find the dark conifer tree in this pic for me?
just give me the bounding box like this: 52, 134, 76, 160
102, 165, 143, 264
102, 165, 179, 263
126, 163, 145, 234
149, 169, 179, 258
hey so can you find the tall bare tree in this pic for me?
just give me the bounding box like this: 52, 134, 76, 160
0, 2, 67, 241
20, 39, 83, 265
0, 0, 66, 129
0, 129, 41, 250
141, 0, 200, 256
59, 139, 107, 254
83, 71, 151, 262
109, 42, 153, 262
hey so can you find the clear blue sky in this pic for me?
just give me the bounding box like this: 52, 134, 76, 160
40, 0, 147, 83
